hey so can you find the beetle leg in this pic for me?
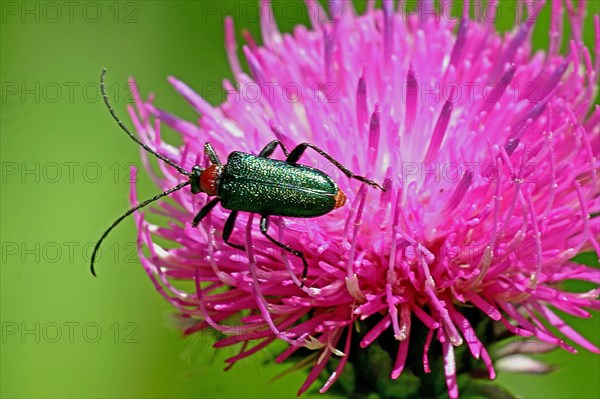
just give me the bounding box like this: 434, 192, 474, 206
222, 211, 245, 251
191, 197, 220, 227
286, 143, 385, 190
204, 142, 222, 165
258, 140, 290, 158
260, 215, 308, 286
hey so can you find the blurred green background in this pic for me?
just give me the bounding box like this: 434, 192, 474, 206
1, 1, 598, 398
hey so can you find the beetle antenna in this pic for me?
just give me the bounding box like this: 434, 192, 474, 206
90, 180, 191, 276
100, 68, 191, 177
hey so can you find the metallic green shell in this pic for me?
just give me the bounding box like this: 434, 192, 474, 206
218, 152, 338, 217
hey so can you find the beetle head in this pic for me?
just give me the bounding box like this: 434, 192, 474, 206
190, 165, 204, 194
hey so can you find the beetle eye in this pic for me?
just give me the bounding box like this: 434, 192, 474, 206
190, 166, 203, 194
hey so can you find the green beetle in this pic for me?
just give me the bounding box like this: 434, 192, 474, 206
91, 69, 384, 284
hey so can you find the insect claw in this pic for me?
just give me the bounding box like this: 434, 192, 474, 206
366, 179, 386, 191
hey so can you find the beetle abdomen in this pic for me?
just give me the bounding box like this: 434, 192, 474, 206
219, 152, 338, 217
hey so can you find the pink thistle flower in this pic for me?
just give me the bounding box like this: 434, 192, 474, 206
124, 1, 599, 397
